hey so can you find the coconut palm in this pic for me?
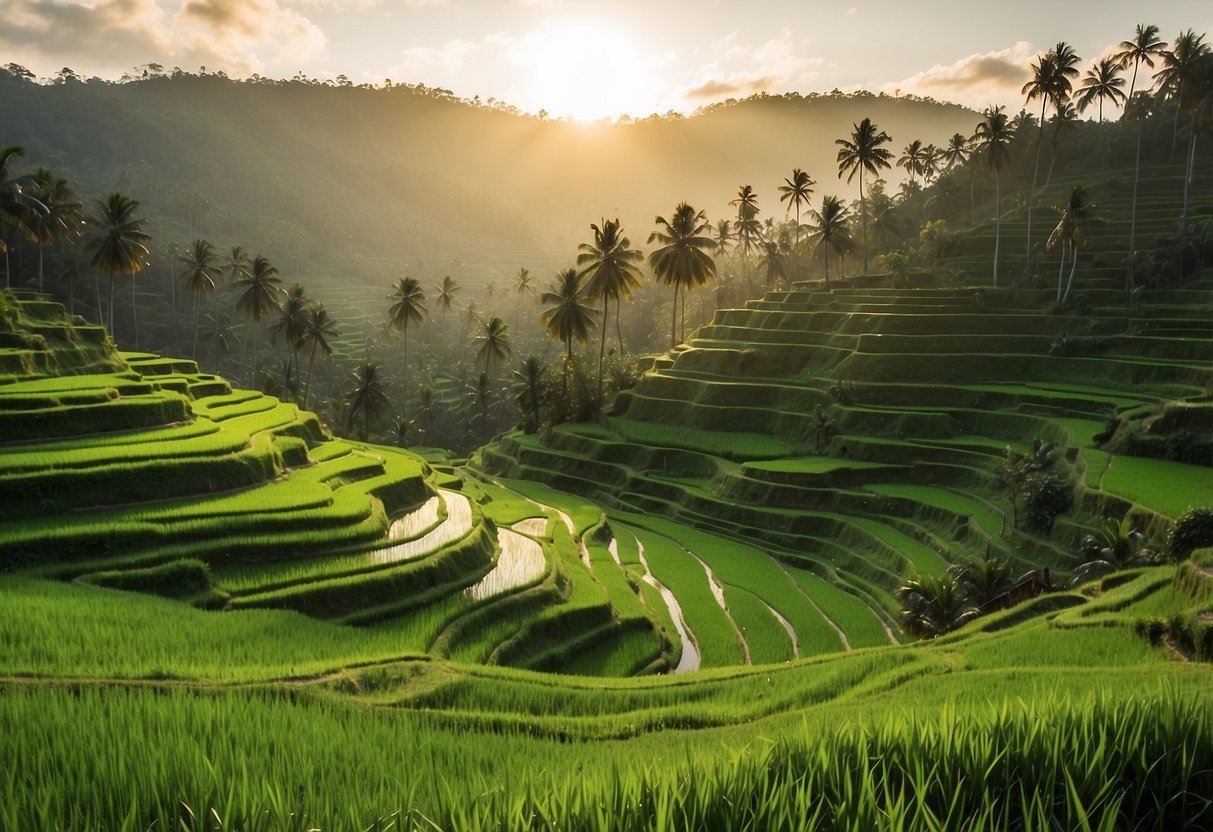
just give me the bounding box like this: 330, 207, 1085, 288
199, 312, 236, 368
648, 202, 716, 347
179, 238, 222, 356
948, 554, 1014, 608
1154, 30, 1210, 155
973, 105, 1015, 286
711, 218, 733, 260
540, 268, 596, 399
1022, 45, 1079, 267
1115, 24, 1167, 103
300, 303, 338, 410
576, 218, 644, 404
513, 355, 545, 434
0, 146, 48, 290
30, 169, 83, 292
835, 117, 893, 275
1045, 101, 1080, 184
269, 283, 310, 389
1047, 185, 1091, 304
475, 315, 512, 378
897, 139, 927, 183
805, 195, 852, 287
386, 276, 427, 395
224, 246, 252, 286
85, 193, 150, 343
1123, 92, 1155, 300
729, 185, 761, 297
897, 572, 979, 640
343, 360, 390, 441
942, 133, 970, 170
511, 268, 534, 329
777, 168, 814, 275
234, 255, 283, 386
757, 241, 788, 291
1077, 58, 1127, 124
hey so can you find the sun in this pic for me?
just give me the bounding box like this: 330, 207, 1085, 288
514, 23, 653, 121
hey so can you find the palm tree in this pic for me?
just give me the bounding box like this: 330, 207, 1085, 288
0, 146, 48, 290
1022, 44, 1079, 268
540, 268, 596, 399
835, 117, 893, 275
85, 193, 150, 343
1045, 101, 1080, 185
224, 245, 252, 286
386, 276, 427, 396
576, 218, 644, 405
1154, 30, 1210, 156
941, 134, 969, 172
1077, 58, 1127, 124
805, 195, 852, 287
948, 554, 1014, 609
199, 312, 236, 368
179, 238, 222, 356
234, 254, 283, 386
269, 283, 310, 392
343, 361, 390, 441
1115, 24, 1167, 103
511, 268, 534, 329
30, 169, 83, 292
973, 105, 1015, 287
513, 355, 545, 434
1122, 91, 1155, 300
896, 139, 926, 183
1047, 185, 1091, 304
897, 572, 979, 640
729, 185, 761, 297
648, 202, 716, 347
300, 303, 338, 410
777, 168, 814, 276
711, 218, 733, 259
475, 316, 512, 378
757, 241, 788, 290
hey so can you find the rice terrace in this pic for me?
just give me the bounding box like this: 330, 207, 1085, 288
1, 5, 1213, 830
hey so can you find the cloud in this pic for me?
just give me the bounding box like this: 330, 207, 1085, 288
887, 42, 1036, 108
0, 0, 325, 77
390, 38, 479, 79
0, 0, 173, 70
686, 76, 777, 100
682, 29, 822, 105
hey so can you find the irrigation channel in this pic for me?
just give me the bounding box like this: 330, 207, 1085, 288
635, 537, 700, 673
374, 490, 472, 564
465, 527, 547, 601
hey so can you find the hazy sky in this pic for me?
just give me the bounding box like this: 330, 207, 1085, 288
2, 0, 1207, 119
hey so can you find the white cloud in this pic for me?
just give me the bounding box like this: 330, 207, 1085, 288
683, 29, 822, 104
885, 42, 1037, 109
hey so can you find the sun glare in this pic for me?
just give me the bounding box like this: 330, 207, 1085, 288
515, 24, 652, 121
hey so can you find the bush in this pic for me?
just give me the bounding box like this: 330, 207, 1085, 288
1168, 508, 1213, 560
1023, 472, 1073, 534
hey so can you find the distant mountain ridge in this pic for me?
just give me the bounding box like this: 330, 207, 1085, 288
1, 73, 977, 288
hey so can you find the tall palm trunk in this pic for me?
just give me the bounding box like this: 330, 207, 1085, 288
130, 275, 138, 349
1181, 126, 1197, 237
597, 294, 608, 408
37, 245, 43, 293
669, 284, 678, 348
1026, 101, 1048, 273
1126, 119, 1142, 303
192, 293, 200, 357
823, 243, 831, 288
992, 173, 1002, 287
615, 297, 625, 354
1056, 239, 1068, 302
1062, 241, 1079, 304
859, 169, 869, 275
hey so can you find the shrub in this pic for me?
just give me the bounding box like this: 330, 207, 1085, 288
1023, 472, 1073, 534
1168, 508, 1213, 561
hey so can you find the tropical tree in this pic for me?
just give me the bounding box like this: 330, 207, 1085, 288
198, 312, 236, 368
1077, 57, 1127, 124
897, 572, 979, 639
1046, 101, 1080, 184
513, 355, 545, 434
648, 202, 716, 347
711, 218, 733, 259
942, 133, 971, 170
836, 117, 893, 275
729, 185, 761, 296
1121, 92, 1155, 301
386, 276, 427, 396
343, 360, 390, 441
300, 303, 338, 410
179, 238, 222, 356
475, 315, 512, 378
1046, 185, 1091, 304
805, 195, 852, 287
30, 169, 83, 292
1022, 44, 1079, 267
921, 143, 941, 183
576, 218, 644, 404
269, 283, 310, 392
511, 268, 534, 329
777, 168, 814, 274
234, 255, 283, 386
973, 105, 1014, 286
85, 193, 150, 343
948, 554, 1014, 609
1154, 29, 1210, 155
1114, 23, 1167, 103
540, 268, 596, 399
224, 246, 252, 286
757, 241, 788, 290
0, 146, 47, 290
896, 139, 926, 183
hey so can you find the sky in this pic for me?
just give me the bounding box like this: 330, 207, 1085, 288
1, 0, 1208, 120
